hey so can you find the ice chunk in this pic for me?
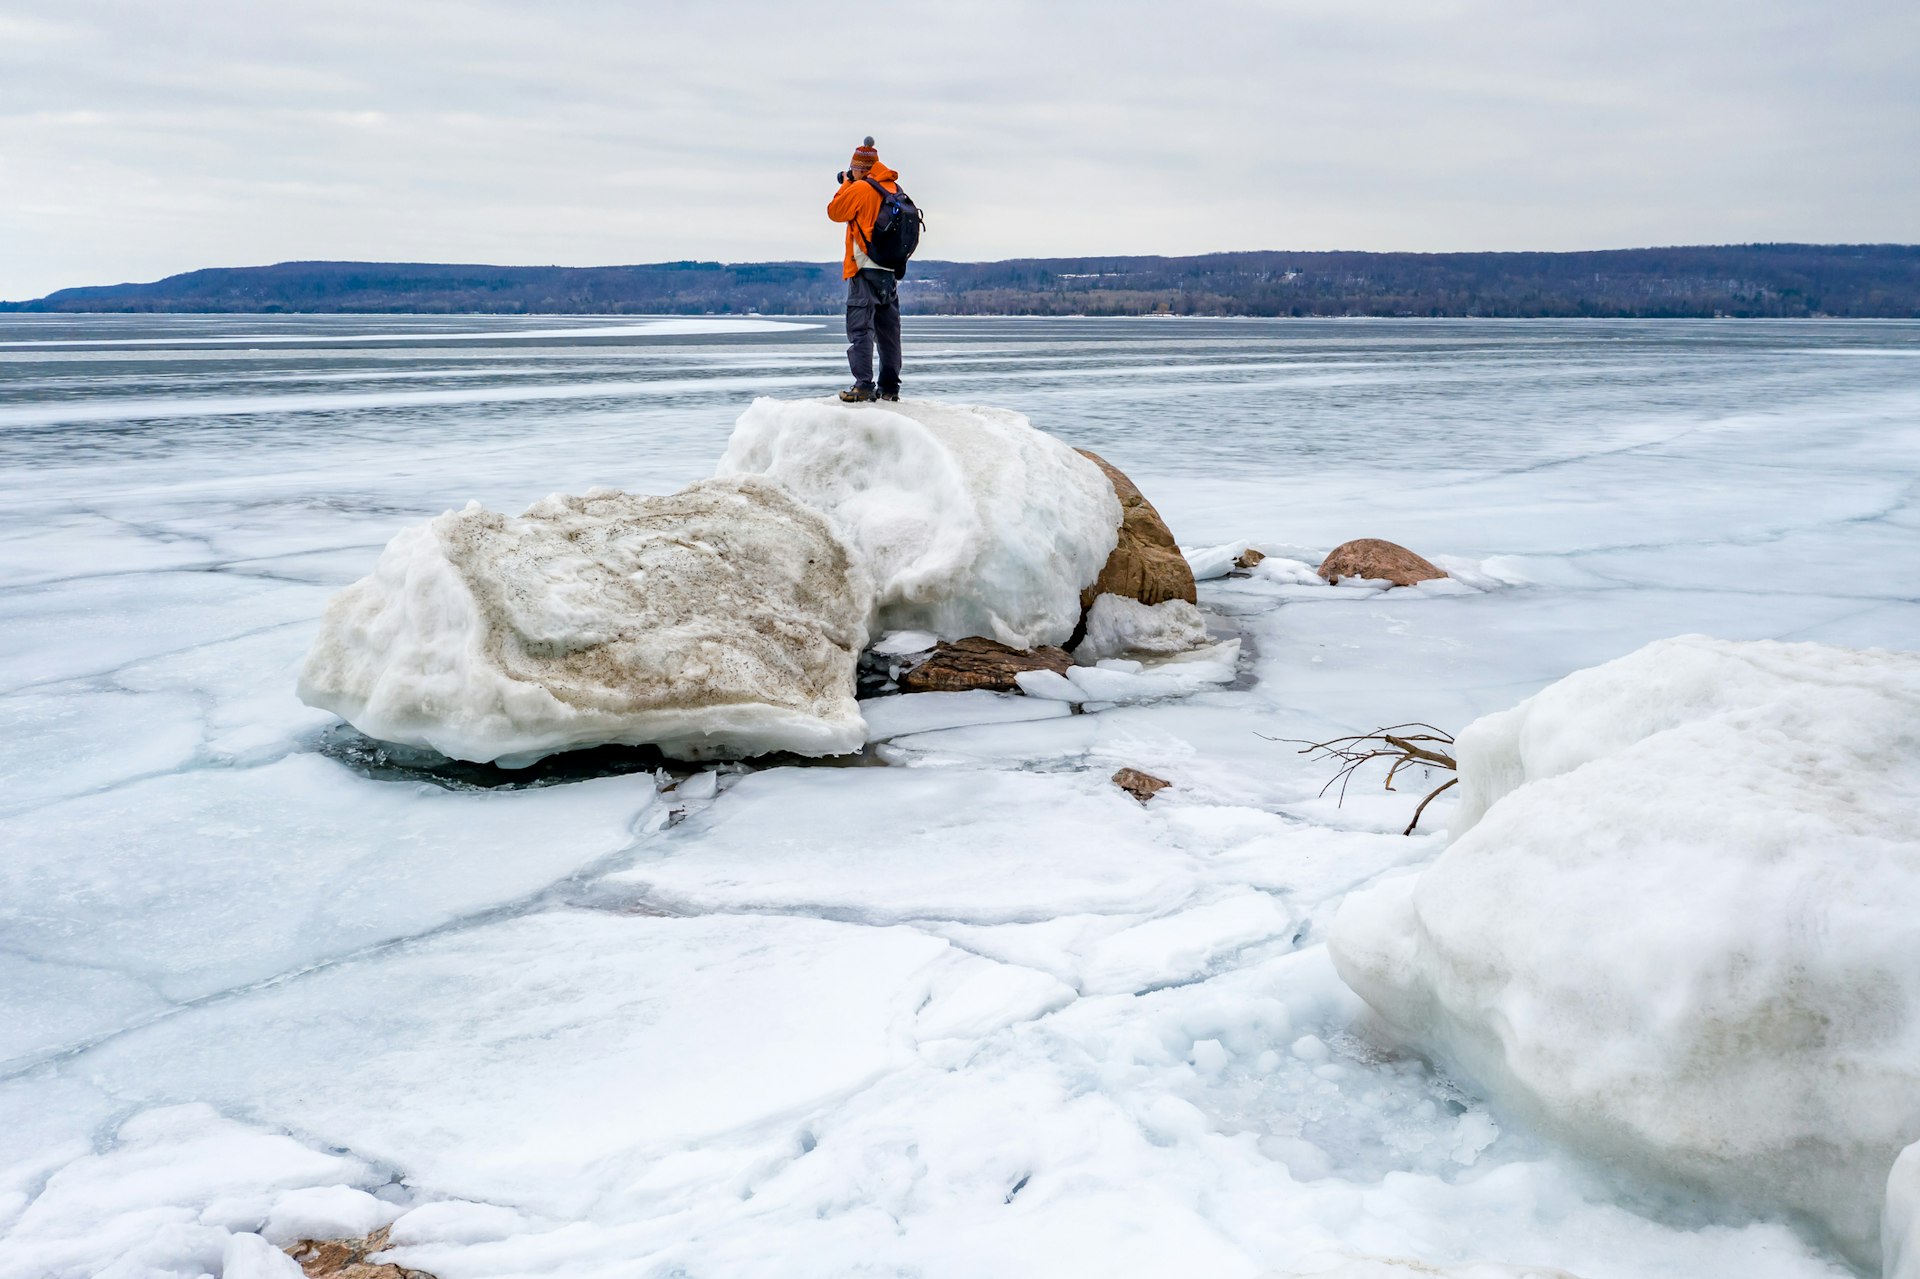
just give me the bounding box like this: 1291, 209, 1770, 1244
1079, 891, 1294, 995
261, 1184, 396, 1245
1019, 640, 1240, 706
859, 690, 1072, 742
871, 629, 941, 656
0, 755, 650, 1008
297, 476, 871, 763
717, 398, 1120, 648
387, 1200, 531, 1246
1074, 594, 1211, 664
222, 1232, 307, 1279
1890, 1142, 1920, 1279
1181, 539, 1252, 581
0, 1104, 375, 1279
912, 954, 1076, 1044
1250, 554, 1326, 587
1330, 636, 1920, 1268
1012, 668, 1081, 702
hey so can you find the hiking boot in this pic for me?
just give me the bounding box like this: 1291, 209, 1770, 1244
877, 388, 901, 401
838, 386, 876, 403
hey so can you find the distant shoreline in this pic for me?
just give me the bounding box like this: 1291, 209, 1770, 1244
6, 244, 1918, 319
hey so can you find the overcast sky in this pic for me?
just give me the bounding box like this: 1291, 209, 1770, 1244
2, 0, 1916, 299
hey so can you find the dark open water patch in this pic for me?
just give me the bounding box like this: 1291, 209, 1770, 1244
312, 722, 884, 791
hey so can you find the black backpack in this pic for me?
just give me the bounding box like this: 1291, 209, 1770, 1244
858, 178, 924, 277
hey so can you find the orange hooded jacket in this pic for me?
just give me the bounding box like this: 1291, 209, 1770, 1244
827, 161, 900, 280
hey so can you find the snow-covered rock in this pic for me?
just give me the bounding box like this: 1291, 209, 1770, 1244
298, 476, 870, 763
1330, 636, 1920, 1267
717, 398, 1120, 648
1074, 593, 1210, 664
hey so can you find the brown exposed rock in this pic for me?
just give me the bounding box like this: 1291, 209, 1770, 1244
1075, 450, 1197, 610
1112, 767, 1172, 803
898, 637, 1073, 694
1234, 547, 1266, 569
288, 1226, 436, 1279
1316, 538, 1446, 587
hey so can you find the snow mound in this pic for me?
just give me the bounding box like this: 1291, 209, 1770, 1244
298, 476, 871, 763
1330, 636, 1920, 1268
1074, 593, 1210, 664
717, 397, 1120, 648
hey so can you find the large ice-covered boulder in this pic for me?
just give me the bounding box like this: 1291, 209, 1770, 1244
298, 477, 871, 763
717, 398, 1120, 649
1329, 636, 1920, 1267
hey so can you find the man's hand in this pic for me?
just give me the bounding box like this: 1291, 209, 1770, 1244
836, 171, 848, 185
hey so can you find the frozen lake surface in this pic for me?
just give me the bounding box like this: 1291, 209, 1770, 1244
2, 314, 1916, 1277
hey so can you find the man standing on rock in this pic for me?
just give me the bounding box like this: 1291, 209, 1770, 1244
828, 137, 903, 402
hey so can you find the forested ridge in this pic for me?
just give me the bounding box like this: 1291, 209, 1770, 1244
7, 244, 1917, 317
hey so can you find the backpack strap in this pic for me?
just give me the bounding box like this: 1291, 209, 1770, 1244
851, 177, 891, 251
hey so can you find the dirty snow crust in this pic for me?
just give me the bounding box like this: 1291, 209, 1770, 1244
717, 398, 1120, 648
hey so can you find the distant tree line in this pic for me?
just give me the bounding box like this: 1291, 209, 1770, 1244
5, 244, 1917, 318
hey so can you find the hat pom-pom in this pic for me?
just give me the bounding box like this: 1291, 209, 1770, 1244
862, 136, 875, 147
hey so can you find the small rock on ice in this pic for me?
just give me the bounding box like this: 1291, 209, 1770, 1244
1317, 537, 1447, 586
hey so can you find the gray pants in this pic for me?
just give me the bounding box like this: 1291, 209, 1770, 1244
845, 268, 902, 393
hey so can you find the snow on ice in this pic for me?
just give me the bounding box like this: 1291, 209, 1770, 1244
4, 317, 1917, 1278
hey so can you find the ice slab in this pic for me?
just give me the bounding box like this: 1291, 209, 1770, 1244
1183, 540, 1253, 581
0, 1104, 377, 1279
0, 754, 652, 1017
604, 766, 1193, 924
73, 910, 954, 1216
859, 690, 1072, 742
1019, 639, 1240, 705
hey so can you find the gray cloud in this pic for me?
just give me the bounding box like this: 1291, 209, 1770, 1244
2, 0, 1915, 298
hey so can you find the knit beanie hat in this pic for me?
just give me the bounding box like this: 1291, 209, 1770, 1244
850, 136, 878, 170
